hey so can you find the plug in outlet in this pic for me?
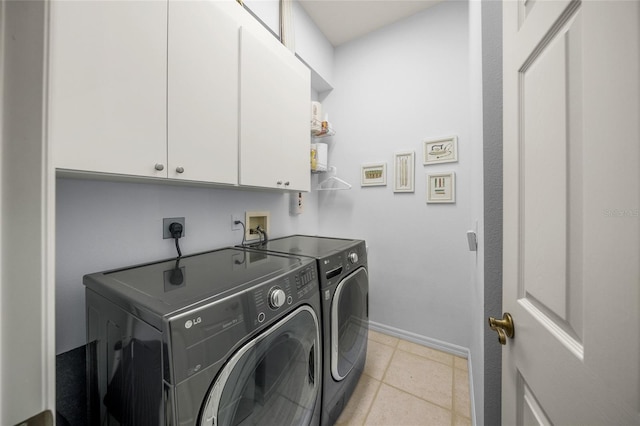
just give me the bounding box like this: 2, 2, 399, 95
231, 214, 243, 231
245, 211, 270, 242
163, 217, 185, 239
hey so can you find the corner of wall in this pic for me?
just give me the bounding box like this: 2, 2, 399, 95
292, 0, 334, 89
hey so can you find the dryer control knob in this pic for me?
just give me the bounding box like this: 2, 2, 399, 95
269, 287, 286, 309
348, 252, 359, 264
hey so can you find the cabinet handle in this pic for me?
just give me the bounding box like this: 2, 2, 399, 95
154, 163, 165, 171
176, 167, 185, 174
284, 181, 290, 186
277, 181, 283, 185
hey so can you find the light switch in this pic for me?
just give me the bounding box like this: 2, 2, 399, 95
466, 231, 477, 251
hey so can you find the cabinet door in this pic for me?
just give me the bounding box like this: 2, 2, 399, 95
49, 1, 167, 178
239, 26, 310, 191
279, 51, 312, 192
168, 1, 239, 184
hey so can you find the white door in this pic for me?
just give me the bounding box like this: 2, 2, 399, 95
501, 0, 639, 424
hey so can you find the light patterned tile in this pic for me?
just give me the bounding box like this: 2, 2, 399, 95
363, 340, 395, 380
453, 367, 471, 417
397, 340, 454, 366
364, 383, 451, 426
454, 413, 472, 426
335, 374, 381, 426
383, 348, 453, 409
454, 356, 469, 371
368, 330, 399, 348
346, 336, 473, 426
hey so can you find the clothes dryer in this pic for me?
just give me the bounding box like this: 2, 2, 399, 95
84, 247, 322, 426
244, 235, 369, 426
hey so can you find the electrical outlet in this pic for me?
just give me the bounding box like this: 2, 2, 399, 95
245, 211, 270, 242
231, 214, 243, 231
163, 217, 185, 239
290, 192, 304, 215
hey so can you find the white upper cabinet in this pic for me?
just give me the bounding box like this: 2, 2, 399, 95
239, 25, 311, 191
49, 1, 168, 178
167, 1, 239, 184
49, 0, 310, 191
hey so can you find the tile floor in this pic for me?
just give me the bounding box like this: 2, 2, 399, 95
336, 330, 472, 426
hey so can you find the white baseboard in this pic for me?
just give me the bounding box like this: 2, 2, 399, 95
369, 321, 470, 358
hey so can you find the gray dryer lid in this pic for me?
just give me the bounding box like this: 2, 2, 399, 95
83, 247, 308, 322
246, 235, 362, 259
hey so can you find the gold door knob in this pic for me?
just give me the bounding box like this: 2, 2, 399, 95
488, 312, 514, 345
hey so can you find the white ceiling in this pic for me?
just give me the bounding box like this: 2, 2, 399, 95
298, 0, 443, 46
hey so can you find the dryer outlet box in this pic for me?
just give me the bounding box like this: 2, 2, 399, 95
245, 211, 270, 242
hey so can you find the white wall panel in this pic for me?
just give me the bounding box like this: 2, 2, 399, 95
1, 0, 55, 423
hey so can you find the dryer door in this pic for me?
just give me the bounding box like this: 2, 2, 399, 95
200, 305, 320, 426
331, 267, 369, 381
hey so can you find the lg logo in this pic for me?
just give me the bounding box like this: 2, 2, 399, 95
185, 317, 202, 329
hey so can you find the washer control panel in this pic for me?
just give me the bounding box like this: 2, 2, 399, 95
251, 262, 318, 327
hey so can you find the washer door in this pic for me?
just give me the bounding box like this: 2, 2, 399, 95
200, 305, 320, 426
331, 267, 369, 381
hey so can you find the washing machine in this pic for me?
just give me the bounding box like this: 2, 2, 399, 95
244, 235, 369, 425
84, 247, 322, 426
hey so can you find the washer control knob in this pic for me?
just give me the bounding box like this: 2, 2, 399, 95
269, 287, 286, 309
348, 252, 359, 264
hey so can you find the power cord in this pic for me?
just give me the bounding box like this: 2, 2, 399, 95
235, 220, 246, 246
169, 222, 183, 258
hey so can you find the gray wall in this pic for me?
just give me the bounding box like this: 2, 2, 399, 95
482, 1, 503, 425
55, 178, 319, 353
318, 0, 481, 352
